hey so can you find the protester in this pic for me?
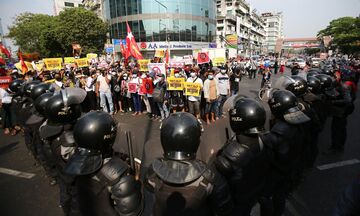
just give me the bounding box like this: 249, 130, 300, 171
203, 70, 219, 124
96, 69, 114, 115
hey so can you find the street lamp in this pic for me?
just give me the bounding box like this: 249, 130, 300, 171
154, 0, 170, 59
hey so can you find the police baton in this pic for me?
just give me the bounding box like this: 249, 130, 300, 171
125, 131, 136, 175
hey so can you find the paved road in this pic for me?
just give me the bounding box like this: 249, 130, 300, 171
1, 69, 359, 216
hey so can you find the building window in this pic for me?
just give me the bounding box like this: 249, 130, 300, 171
64, 2, 74, 7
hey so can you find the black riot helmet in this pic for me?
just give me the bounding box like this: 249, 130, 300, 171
9, 79, 24, 94
31, 83, 54, 100
34, 92, 53, 117
65, 111, 117, 175
307, 76, 321, 94
315, 74, 338, 97
45, 88, 86, 124
285, 75, 308, 97
161, 112, 201, 161
268, 89, 310, 124
306, 71, 319, 79
229, 97, 266, 134
23, 80, 41, 97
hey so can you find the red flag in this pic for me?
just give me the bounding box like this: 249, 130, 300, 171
0, 56, 5, 65
18, 50, 28, 74
0, 43, 11, 58
126, 22, 143, 60
120, 42, 130, 59
197, 52, 210, 64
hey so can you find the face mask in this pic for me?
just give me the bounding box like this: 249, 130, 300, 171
190, 72, 196, 78
221, 70, 226, 74
174, 73, 180, 78
132, 74, 137, 78
208, 75, 214, 80
123, 77, 127, 80
112, 72, 116, 76
141, 74, 146, 79
96, 73, 100, 76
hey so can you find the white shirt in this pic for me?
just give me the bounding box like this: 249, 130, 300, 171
97, 74, 111, 92
85, 77, 95, 92
0, 88, 12, 104
186, 76, 203, 102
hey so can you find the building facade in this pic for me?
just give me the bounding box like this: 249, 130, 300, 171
104, 0, 217, 58
0, 18, 5, 46
261, 12, 283, 54
215, 0, 266, 57
82, 0, 107, 20
53, 0, 84, 15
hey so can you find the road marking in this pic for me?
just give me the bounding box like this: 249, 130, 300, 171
0, 167, 36, 179
317, 159, 360, 170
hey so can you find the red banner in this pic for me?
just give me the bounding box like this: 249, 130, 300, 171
128, 83, 137, 93
0, 76, 12, 89
197, 52, 210, 64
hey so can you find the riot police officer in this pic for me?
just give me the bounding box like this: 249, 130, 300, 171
145, 112, 233, 216
261, 89, 310, 216
64, 111, 143, 216
214, 96, 271, 215
40, 87, 87, 215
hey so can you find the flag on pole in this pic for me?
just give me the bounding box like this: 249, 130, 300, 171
18, 50, 28, 74
0, 43, 11, 58
126, 22, 143, 60
120, 41, 130, 59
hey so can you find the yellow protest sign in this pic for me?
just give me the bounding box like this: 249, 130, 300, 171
43, 58, 63, 70
15, 61, 34, 72
213, 57, 226, 66
86, 53, 98, 60
138, 59, 151, 71
35, 62, 45, 71
184, 82, 201, 97
75, 58, 89, 67
64, 57, 75, 64
155, 49, 165, 58
167, 77, 184, 91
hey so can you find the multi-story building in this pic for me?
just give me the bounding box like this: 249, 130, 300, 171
82, 0, 106, 20
0, 18, 5, 46
104, 0, 217, 58
216, 0, 265, 56
53, 0, 84, 15
261, 12, 284, 54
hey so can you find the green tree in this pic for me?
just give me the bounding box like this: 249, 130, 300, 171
7, 8, 108, 57
318, 17, 360, 54
55, 8, 108, 56
7, 13, 63, 57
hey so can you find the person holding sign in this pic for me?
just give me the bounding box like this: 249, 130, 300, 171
186, 69, 203, 120
129, 70, 142, 116
203, 70, 219, 125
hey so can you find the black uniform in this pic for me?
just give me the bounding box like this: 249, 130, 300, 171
145, 158, 233, 216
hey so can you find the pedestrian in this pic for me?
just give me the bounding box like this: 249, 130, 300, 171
186, 69, 203, 120
152, 73, 169, 121
203, 70, 219, 124
84, 71, 97, 112
249, 58, 258, 79
279, 60, 285, 74
261, 67, 271, 88
229, 66, 241, 95
215, 66, 230, 118
129, 70, 142, 116
120, 72, 131, 112
0, 86, 15, 135
96, 69, 114, 115
139, 72, 152, 116
274, 57, 279, 75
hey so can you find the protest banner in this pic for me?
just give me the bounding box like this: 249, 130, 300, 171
225, 34, 238, 49
169, 60, 184, 68
148, 63, 166, 77
184, 82, 201, 97
128, 83, 137, 93
213, 57, 226, 66
34, 61, 45, 71
0, 76, 12, 89
138, 59, 151, 71
183, 55, 193, 65
167, 77, 184, 91
64, 57, 75, 64
86, 53, 98, 62
43, 58, 63, 70
75, 58, 89, 67
154, 49, 165, 58
197, 52, 210, 64
15, 61, 34, 72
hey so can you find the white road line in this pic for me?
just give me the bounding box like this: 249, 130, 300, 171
0, 167, 36, 179
317, 159, 360, 171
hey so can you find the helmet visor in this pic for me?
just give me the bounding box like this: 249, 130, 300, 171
64, 148, 103, 175
283, 106, 310, 124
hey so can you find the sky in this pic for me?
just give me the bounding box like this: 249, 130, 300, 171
0, 0, 359, 47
